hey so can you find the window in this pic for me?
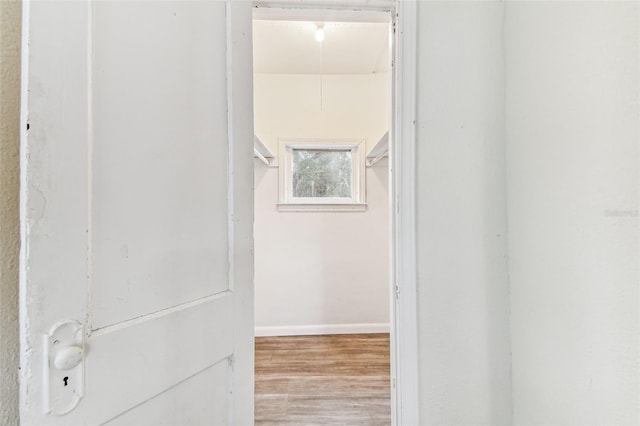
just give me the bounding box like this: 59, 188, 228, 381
278, 139, 366, 211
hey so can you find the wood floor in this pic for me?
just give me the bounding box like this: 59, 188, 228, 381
255, 333, 391, 426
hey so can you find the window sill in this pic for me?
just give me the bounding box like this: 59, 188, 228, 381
277, 203, 367, 212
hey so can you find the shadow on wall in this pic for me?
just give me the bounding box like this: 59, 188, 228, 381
0, 0, 22, 424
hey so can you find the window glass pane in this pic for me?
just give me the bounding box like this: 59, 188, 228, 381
292, 149, 352, 198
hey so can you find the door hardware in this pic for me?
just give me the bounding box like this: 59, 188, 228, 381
44, 320, 85, 415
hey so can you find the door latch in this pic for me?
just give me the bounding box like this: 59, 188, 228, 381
44, 320, 85, 415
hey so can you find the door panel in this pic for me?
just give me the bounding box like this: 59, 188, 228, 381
74, 295, 234, 424
91, 1, 230, 329
106, 361, 231, 426
20, 1, 254, 425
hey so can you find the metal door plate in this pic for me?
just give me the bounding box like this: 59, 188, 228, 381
43, 320, 85, 415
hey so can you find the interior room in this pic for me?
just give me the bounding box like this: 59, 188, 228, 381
3, 2, 639, 425
251, 16, 393, 424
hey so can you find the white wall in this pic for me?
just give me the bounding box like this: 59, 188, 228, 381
415, 2, 513, 424
0, 1, 21, 424
254, 73, 390, 158
254, 73, 390, 334
506, 2, 640, 425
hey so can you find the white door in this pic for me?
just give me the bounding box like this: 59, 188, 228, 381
20, 1, 254, 425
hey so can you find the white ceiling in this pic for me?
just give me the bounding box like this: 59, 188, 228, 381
252, 20, 391, 75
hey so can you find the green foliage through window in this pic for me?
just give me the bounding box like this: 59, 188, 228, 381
292, 149, 352, 198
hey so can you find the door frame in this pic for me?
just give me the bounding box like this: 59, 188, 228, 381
252, 1, 419, 424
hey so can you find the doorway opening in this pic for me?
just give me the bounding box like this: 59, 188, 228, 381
251, 6, 394, 425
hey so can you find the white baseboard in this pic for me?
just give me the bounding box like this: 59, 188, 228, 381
254, 323, 390, 337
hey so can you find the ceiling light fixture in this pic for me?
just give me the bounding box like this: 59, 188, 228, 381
315, 24, 325, 42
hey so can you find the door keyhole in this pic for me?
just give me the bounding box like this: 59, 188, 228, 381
63, 376, 69, 386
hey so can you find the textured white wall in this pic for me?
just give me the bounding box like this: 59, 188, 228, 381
0, 0, 21, 424
506, 2, 640, 424
253, 73, 390, 333
415, 2, 513, 424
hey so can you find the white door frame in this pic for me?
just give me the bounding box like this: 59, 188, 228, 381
252, 1, 419, 424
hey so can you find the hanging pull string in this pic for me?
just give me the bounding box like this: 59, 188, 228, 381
320, 32, 324, 111
315, 23, 324, 111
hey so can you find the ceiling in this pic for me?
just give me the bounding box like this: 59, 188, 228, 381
252, 20, 391, 75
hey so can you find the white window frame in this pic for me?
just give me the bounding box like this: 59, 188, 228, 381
278, 139, 367, 212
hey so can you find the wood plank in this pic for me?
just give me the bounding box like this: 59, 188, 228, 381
255, 334, 390, 425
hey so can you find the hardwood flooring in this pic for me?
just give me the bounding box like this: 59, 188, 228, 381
255, 333, 391, 426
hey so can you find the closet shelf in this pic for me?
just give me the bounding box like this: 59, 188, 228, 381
254, 135, 274, 165
366, 131, 389, 166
